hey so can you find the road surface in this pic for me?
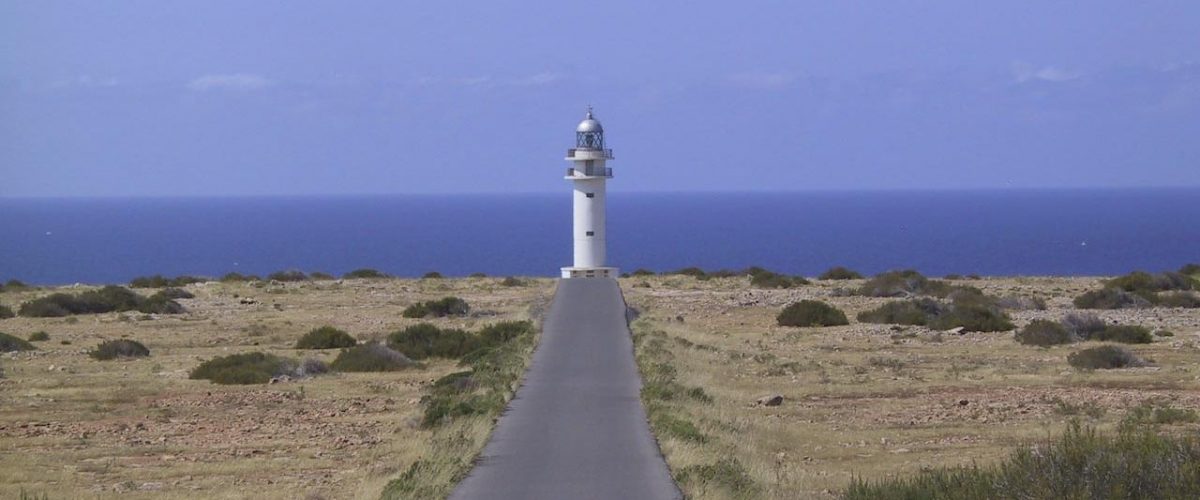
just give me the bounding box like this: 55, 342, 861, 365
450, 278, 681, 500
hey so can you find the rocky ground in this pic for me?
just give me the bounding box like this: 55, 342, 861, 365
0, 277, 552, 499
622, 274, 1200, 499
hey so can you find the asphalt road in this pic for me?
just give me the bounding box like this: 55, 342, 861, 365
450, 278, 681, 500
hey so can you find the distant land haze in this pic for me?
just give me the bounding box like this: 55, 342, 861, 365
0, 189, 1197, 285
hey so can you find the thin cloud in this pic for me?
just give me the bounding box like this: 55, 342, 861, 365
1011, 62, 1081, 83
187, 73, 274, 91
726, 72, 795, 89
508, 72, 564, 86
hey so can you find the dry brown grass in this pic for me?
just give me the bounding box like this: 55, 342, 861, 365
0, 277, 552, 499
623, 274, 1200, 499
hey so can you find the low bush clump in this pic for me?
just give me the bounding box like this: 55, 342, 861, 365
153, 288, 194, 300
1015, 319, 1075, 347
190, 352, 297, 385
677, 458, 759, 498
417, 321, 535, 427
309, 271, 335, 280
1181, 263, 1200, 276
818, 266, 863, 280
650, 412, 708, 443
295, 326, 357, 349
629, 268, 656, 277
331, 342, 415, 372
859, 292, 1014, 332
422, 271, 444, 279
28, 331, 49, 342
857, 269, 951, 297
0, 279, 31, 292
1125, 402, 1199, 425
500, 276, 525, 287
1105, 271, 1196, 293
219, 272, 260, 282
748, 267, 808, 289
857, 299, 942, 325
267, 270, 309, 282
0, 304, 13, 319
845, 423, 1200, 499
129, 274, 206, 288
1062, 313, 1107, 339
19, 286, 184, 317
89, 339, 150, 360
403, 297, 470, 318
777, 300, 849, 327
344, 268, 388, 279
1092, 324, 1153, 344
0, 332, 36, 352
1073, 288, 1152, 309
388, 323, 481, 360
1068, 345, 1146, 370
1158, 291, 1200, 308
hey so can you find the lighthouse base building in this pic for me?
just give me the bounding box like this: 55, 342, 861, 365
561, 108, 618, 279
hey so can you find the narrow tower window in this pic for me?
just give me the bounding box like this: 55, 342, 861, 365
586, 231, 595, 236
586, 193, 595, 198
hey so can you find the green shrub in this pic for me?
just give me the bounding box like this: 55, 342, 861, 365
777, 300, 849, 327
387, 323, 481, 360
928, 299, 1014, 332
403, 297, 470, 318
1068, 345, 1146, 370
330, 342, 415, 372
0, 279, 30, 292
18, 286, 169, 317
309, 271, 335, 280
818, 266, 863, 280
858, 269, 951, 297
1073, 288, 1152, 309
629, 268, 656, 277
28, 331, 49, 342
136, 295, 185, 314
0, 332, 36, 352
1158, 291, 1200, 308
152, 288, 194, 300
857, 299, 942, 325
1125, 402, 1199, 425
650, 412, 708, 443
219, 272, 260, 282
89, 339, 150, 360
421, 271, 443, 279
401, 302, 430, 318
677, 458, 759, 498
1015, 319, 1075, 347
340, 267, 386, 279
478, 321, 533, 345
500, 276, 525, 287
1093, 325, 1153, 344
130, 275, 205, 288
669, 267, 708, 278
845, 423, 1200, 500
1181, 263, 1200, 276
1156, 330, 1176, 337
1105, 271, 1196, 293
189, 352, 296, 385
0, 304, 13, 319
749, 267, 808, 289
267, 270, 308, 282
295, 326, 357, 349
468, 272, 487, 278
1062, 313, 1107, 339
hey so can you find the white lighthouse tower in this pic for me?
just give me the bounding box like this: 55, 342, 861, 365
561, 107, 618, 279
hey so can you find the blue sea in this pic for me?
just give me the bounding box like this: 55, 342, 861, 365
0, 189, 1197, 285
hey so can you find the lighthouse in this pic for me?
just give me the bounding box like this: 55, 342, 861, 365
561, 108, 618, 279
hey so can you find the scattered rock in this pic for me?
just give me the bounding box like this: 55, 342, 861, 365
757, 394, 784, 407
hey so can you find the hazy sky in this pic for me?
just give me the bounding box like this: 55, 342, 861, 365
2, 1, 1198, 196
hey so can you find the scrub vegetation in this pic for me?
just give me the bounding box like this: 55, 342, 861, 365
17, 286, 185, 317
622, 269, 1200, 499
0, 275, 551, 499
